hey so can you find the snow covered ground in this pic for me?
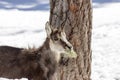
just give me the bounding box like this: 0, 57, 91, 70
92, 3, 120, 80
0, 1, 120, 80
0, 10, 49, 48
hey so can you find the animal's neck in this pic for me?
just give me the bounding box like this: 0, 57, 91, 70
38, 38, 50, 52
37, 38, 61, 63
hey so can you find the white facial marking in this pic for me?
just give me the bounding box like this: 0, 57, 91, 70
60, 32, 73, 49
49, 39, 64, 62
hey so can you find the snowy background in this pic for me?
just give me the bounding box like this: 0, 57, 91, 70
0, 0, 120, 80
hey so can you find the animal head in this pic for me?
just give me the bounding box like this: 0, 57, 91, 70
45, 22, 77, 61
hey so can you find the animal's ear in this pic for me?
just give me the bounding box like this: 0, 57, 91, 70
45, 21, 52, 37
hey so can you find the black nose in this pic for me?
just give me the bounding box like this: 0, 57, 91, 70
67, 45, 72, 50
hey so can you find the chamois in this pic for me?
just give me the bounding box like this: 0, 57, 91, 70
0, 22, 77, 80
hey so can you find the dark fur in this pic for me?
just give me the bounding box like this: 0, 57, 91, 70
0, 38, 57, 80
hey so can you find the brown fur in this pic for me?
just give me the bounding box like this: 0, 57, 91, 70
0, 38, 57, 80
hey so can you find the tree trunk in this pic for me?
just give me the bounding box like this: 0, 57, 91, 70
49, 0, 92, 80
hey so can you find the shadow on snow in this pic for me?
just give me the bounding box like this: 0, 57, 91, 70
0, 0, 50, 11
1, 0, 120, 10
93, 0, 120, 3
93, 0, 120, 8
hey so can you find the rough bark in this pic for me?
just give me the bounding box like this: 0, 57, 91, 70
49, 0, 92, 80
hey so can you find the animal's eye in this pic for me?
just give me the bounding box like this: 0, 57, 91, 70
53, 36, 59, 41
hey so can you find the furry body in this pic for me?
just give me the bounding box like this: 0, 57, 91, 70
0, 38, 57, 80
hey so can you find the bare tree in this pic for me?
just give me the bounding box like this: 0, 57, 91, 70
49, 0, 92, 80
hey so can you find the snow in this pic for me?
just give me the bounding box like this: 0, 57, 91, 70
0, 1, 120, 80
92, 3, 120, 80
0, 9, 49, 48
